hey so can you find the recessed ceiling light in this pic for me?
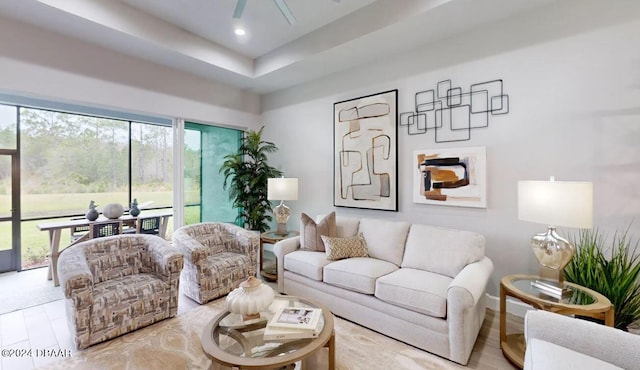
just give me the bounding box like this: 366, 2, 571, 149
234, 28, 246, 36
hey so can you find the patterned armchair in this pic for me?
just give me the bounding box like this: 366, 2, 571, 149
57, 234, 184, 349
173, 222, 259, 304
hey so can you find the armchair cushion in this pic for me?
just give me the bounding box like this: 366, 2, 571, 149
90, 274, 171, 338
198, 252, 252, 291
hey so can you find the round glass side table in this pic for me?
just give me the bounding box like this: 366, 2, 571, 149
499, 274, 614, 369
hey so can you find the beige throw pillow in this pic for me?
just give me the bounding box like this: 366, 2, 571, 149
300, 212, 337, 252
321, 233, 369, 261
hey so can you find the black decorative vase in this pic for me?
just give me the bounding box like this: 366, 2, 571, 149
130, 198, 141, 217
86, 200, 99, 221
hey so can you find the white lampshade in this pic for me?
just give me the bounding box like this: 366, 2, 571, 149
518, 178, 593, 229
267, 178, 298, 201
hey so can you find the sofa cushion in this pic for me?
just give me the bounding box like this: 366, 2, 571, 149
323, 215, 360, 238
402, 224, 485, 278
358, 218, 410, 266
323, 257, 397, 294
300, 212, 337, 252
375, 268, 451, 318
321, 233, 369, 261
284, 251, 331, 281
524, 338, 622, 370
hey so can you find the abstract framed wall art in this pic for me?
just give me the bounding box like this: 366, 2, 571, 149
413, 146, 487, 208
334, 89, 398, 211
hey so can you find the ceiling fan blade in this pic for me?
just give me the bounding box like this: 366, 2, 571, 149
273, 0, 296, 25
233, 0, 247, 19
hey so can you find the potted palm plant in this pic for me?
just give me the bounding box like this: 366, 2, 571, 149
564, 227, 640, 330
220, 126, 283, 233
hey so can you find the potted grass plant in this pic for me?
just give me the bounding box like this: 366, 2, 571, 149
564, 227, 640, 331
220, 126, 282, 233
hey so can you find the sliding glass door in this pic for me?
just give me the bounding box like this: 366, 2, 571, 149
0, 104, 19, 272
184, 122, 241, 225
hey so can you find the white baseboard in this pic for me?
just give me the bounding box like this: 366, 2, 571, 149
485, 293, 533, 318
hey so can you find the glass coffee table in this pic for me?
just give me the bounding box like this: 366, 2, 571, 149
201, 295, 335, 370
500, 274, 614, 369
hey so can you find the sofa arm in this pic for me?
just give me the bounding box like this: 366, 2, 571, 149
172, 228, 209, 265
142, 234, 184, 279
57, 245, 94, 308
273, 235, 301, 292
446, 256, 493, 364
524, 310, 640, 369
448, 256, 493, 309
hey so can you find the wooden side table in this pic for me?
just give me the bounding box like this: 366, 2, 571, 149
260, 230, 299, 282
500, 274, 614, 369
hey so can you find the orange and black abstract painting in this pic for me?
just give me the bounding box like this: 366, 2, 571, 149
413, 147, 487, 208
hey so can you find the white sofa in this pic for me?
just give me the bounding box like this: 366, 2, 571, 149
524, 310, 640, 370
274, 215, 493, 365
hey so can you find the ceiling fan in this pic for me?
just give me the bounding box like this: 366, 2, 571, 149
233, 0, 297, 25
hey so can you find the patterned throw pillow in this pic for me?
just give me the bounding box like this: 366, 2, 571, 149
321, 233, 369, 261
300, 212, 337, 252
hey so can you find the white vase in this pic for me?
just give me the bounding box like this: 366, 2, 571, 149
225, 276, 274, 321
102, 203, 124, 219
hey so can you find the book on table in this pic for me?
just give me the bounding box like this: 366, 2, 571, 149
267, 306, 322, 331
263, 316, 322, 340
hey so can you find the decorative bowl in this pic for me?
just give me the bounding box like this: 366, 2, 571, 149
102, 203, 124, 219
225, 276, 274, 321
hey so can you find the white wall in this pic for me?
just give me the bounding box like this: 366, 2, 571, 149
261, 3, 640, 296
0, 15, 261, 130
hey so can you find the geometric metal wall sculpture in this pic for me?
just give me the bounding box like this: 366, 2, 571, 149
399, 79, 509, 143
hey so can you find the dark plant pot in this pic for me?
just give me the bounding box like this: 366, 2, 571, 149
86, 208, 99, 221
130, 205, 140, 217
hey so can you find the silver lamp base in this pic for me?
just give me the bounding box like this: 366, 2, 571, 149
531, 226, 575, 285
273, 201, 290, 236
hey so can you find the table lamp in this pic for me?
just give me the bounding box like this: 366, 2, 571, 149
268, 178, 298, 235
517, 176, 593, 293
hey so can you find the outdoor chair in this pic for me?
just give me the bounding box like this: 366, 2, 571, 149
57, 234, 184, 349
69, 217, 90, 242
90, 220, 122, 238
172, 222, 259, 304
123, 215, 161, 236
137, 215, 161, 235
